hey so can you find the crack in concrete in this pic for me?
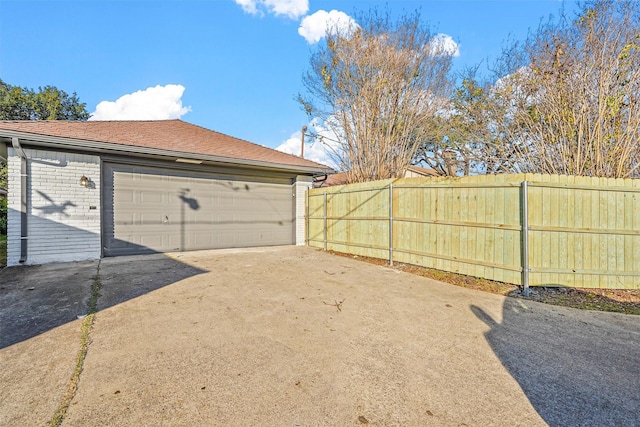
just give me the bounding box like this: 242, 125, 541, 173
49, 259, 102, 427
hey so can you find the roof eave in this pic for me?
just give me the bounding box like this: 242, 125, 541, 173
0, 130, 333, 175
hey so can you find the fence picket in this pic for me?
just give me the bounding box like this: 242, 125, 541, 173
307, 174, 640, 289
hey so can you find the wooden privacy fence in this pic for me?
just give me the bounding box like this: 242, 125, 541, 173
306, 174, 640, 290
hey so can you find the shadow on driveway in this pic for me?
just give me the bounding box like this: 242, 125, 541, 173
0, 254, 206, 349
471, 299, 640, 427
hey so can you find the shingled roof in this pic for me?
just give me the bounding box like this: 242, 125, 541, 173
0, 119, 330, 171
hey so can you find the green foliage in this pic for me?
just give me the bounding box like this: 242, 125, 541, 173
0, 163, 6, 190
0, 80, 88, 192
0, 198, 6, 235
0, 235, 5, 268
0, 79, 90, 121
414, 67, 519, 176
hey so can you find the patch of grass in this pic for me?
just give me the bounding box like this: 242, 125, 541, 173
327, 250, 640, 315
0, 234, 6, 267
49, 313, 94, 427
49, 261, 102, 427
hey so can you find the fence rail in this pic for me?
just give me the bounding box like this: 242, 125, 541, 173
307, 174, 640, 290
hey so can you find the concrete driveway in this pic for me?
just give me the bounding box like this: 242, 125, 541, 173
1, 246, 639, 427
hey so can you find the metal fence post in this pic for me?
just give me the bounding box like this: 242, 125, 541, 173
323, 191, 327, 251
521, 181, 530, 296
389, 182, 394, 266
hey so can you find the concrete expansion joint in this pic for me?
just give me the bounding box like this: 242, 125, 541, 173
48, 260, 102, 427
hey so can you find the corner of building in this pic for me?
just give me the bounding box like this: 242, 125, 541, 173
6, 147, 102, 266
295, 175, 314, 246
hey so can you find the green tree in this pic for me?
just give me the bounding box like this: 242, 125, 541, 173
0, 80, 90, 188
0, 198, 6, 235
414, 67, 523, 176
0, 162, 6, 186
0, 79, 89, 121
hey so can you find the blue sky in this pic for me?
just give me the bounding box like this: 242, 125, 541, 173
0, 0, 571, 165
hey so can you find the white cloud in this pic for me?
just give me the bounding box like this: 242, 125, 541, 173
276, 133, 307, 158
298, 9, 357, 44
276, 131, 335, 168
429, 33, 460, 57
90, 84, 191, 121
235, 0, 258, 15
234, 0, 308, 19
275, 120, 343, 168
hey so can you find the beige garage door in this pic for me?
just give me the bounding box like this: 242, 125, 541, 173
103, 163, 295, 256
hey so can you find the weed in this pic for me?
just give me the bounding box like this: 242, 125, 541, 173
49, 261, 102, 427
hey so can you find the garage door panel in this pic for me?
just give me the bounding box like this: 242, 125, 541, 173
139, 190, 163, 204
103, 163, 295, 256
138, 234, 165, 249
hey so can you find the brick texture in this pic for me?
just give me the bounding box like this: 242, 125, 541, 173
7, 148, 101, 266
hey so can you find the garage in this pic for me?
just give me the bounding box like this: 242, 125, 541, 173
103, 162, 296, 256
1, 119, 330, 266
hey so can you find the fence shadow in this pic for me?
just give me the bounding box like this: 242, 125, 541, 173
471, 300, 640, 426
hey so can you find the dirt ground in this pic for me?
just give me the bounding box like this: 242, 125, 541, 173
1, 246, 639, 427
329, 251, 640, 315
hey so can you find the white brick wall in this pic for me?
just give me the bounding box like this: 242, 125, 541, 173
6, 147, 101, 266
6, 150, 22, 266
294, 175, 313, 245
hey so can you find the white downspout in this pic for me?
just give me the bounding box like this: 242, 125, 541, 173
11, 137, 28, 263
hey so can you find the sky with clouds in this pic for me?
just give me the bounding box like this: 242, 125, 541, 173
0, 0, 571, 167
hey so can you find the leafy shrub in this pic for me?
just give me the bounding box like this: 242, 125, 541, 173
0, 198, 6, 235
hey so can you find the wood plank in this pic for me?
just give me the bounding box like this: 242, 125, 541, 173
475, 186, 487, 279
450, 187, 461, 274
565, 176, 576, 282
494, 179, 506, 282
549, 174, 560, 286
529, 185, 542, 285
597, 179, 608, 288
308, 174, 639, 289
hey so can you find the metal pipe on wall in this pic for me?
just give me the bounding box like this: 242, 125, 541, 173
11, 137, 28, 263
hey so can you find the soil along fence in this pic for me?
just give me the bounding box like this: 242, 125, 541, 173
307, 174, 640, 290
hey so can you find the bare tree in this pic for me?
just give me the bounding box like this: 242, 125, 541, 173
299, 9, 455, 183
493, 0, 640, 178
